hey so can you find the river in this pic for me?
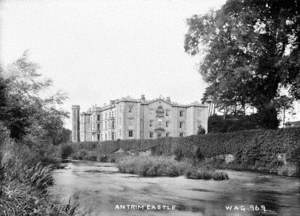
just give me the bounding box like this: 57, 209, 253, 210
49, 161, 300, 216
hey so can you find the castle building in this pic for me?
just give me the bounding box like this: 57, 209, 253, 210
72, 95, 209, 142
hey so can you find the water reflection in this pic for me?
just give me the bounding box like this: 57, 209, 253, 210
49, 161, 300, 216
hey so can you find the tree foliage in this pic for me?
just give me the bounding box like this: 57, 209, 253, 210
185, 0, 300, 129
0, 51, 69, 143
197, 125, 206, 135
208, 114, 260, 133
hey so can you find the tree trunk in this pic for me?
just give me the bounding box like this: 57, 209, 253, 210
256, 106, 279, 129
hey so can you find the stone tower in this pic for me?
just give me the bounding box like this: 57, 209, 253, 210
72, 105, 80, 142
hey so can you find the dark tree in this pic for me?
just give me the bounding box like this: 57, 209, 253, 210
0, 52, 68, 142
197, 125, 206, 135
185, 0, 300, 129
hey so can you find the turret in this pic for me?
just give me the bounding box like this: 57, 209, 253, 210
72, 105, 80, 142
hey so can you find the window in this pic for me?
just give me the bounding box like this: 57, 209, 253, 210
112, 132, 115, 141
166, 110, 169, 116
166, 121, 169, 127
149, 120, 153, 127
128, 104, 134, 113
179, 132, 184, 137
112, 120, 115, 129
179, 110, 184, 117
166, 132, 169, 137
97, 114, 100, 121
149, 132, 153, 138
97, 134, 100, 141
97, 123, 100, 131
128, 130, 133, 137
179, 121, 184, 128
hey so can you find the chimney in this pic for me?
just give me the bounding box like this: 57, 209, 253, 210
166, 97, 171, 102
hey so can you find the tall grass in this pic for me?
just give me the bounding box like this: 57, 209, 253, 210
185, 167, 229, 180
117, 155, 191, 177
0, 179, 78, 216
0, 162, 78, 216
0, 138, 79, 216
117, 155, 229, 180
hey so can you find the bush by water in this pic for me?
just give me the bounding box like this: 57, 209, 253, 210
117, 155, 229, 180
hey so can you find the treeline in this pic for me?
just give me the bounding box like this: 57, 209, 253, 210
0, 53, 76, 216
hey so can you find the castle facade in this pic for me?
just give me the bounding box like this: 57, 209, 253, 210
72, 95, 208, 142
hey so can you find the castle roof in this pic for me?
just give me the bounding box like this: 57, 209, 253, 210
82, 95, 207, 112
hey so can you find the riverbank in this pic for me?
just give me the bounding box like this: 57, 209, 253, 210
65, 127, 300, 177
49, 161, 300, 216
63, 144, 299, 178
198, 154, 300, 177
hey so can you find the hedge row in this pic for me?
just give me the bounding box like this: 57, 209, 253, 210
71, 127, 300, 161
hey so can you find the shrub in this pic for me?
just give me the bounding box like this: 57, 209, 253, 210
185, 167, 229, 181
185, 168, 212, 180
194, 147, 205, 162
87, 155, 97, 161
78, 149, 88, 160
117, 155, 191, 177
61, 144, 73, 159
197, 125, 206, 135
99, 155, 108, 162
174, 148, 184, 161
208, 114, 260, 133
0, 179, 78, 216
24, 162, 54, 193
212, 172, 229, 180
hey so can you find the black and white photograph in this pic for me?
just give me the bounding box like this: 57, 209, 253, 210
0, 0, 299, 215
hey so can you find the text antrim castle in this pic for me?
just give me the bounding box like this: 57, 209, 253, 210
72, 95, 209, 142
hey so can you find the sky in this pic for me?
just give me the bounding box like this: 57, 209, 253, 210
1, 0, 299, 129
0, 0, 227, 128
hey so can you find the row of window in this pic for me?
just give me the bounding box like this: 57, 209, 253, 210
149, 132, 169, 138
96, 120, 115, 131
124, 130, 183, 138
97, 109, 185, 120
97, 120, 185, 130
96, 109, 185, 120
148, 110, 184, 116
149, 132, 183, 138
96, 111, 116, 121
149, 120, 184, 128
96, 120, 185, 131
96, 130, 184, 141
97, 132, 115, 141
